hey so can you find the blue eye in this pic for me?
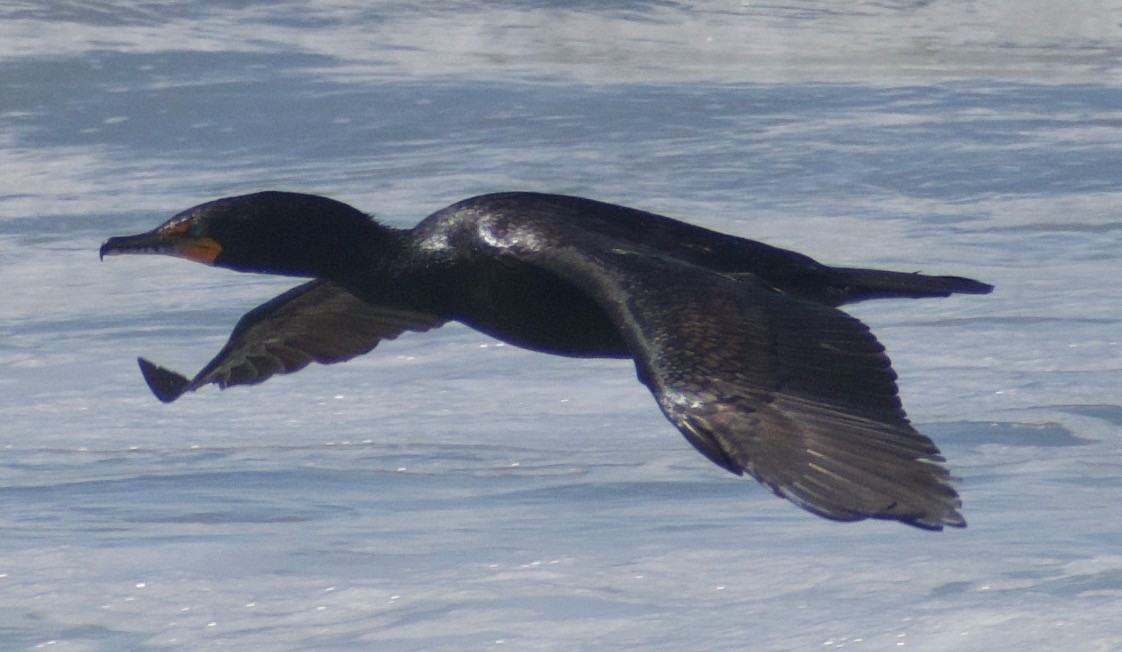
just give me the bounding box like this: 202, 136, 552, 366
189, 223, 204, 237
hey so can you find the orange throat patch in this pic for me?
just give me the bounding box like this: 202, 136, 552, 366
178, 236, 222, 265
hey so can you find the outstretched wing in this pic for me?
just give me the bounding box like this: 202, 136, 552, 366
139, 279, 446, 402
642, 273, 962, 529
488, 220, 963, 530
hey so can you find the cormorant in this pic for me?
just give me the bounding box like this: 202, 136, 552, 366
100, 191, 993, 530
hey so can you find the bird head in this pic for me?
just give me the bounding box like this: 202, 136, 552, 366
99, 191, 381, 278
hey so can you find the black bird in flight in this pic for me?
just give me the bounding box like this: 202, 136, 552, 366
101, 191, 992, 530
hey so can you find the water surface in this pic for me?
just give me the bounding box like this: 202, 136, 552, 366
2, 2, 1121, 650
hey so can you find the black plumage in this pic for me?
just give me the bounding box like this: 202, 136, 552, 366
100, 191, 993, 529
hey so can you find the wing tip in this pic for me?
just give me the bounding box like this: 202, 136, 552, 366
137, 357, 192, 403
798, 496, 966, 531
894, 506, 967, 531
783, 487, 966, 531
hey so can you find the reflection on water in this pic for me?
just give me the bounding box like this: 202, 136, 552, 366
2, 1, 1122, 650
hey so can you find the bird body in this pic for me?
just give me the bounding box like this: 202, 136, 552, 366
101, 191, 992, 530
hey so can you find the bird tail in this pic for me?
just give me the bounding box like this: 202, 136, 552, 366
829, 267, 994, 305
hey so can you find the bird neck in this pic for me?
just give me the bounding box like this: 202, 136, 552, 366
326, 225, 464, 316
229, 217, 407, 282
314, 220, 408, 280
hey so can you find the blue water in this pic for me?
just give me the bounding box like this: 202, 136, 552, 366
3, 2, 1122, 650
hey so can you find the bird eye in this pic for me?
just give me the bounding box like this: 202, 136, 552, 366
189, 223, 204, 237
